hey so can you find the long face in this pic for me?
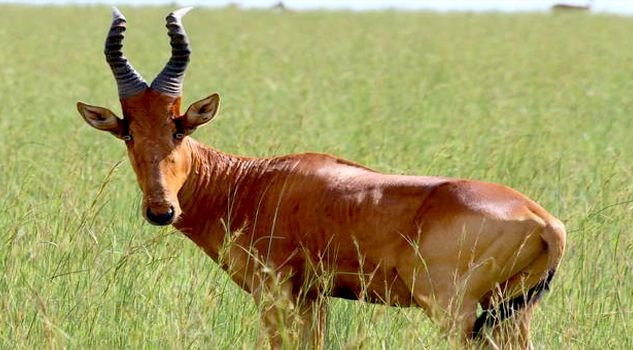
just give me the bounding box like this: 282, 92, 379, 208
77, 8, 219, 226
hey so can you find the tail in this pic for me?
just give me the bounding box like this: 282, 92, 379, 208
471, 219, 566, 339
471, 269, 555, 338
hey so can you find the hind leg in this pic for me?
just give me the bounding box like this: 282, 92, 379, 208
483, 303, 534, 350
428, 289, 481, 346
496, 256, 548, 349
478, 255, 547, 350
430, 288, 480, 342
396, 264, 481, 345
397, 260, 545, 349
515, 305, 535, 350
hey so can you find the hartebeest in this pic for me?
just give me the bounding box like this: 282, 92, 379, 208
77, 8, 566, 349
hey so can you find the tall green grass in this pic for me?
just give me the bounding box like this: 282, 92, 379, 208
0, 5, 631, 349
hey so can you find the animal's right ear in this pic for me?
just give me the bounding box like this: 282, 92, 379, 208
77, 102, 124, 138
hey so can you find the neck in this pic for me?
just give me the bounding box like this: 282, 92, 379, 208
173, 138, 265, 259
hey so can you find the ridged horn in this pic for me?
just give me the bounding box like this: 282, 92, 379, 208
150, 7, 193, 97
104, 7, 148, 98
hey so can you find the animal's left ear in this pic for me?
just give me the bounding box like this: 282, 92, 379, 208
181, 93, 220, 133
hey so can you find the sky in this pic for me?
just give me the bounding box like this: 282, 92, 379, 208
6, 0, 633, 15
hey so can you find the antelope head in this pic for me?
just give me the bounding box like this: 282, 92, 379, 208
77, 8, 220, 226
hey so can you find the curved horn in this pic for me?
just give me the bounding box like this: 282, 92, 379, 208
104, 7, 148, 97
150, 7, 193, 97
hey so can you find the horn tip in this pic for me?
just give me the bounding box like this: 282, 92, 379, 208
111, 7, 125, 20
170, 7, 194, 20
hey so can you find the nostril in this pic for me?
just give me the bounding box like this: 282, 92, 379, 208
146, 206, 175, 226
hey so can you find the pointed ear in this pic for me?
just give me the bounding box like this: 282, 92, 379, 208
182, 94, 220, 133
77, 102, 124, 137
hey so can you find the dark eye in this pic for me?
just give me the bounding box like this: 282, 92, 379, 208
122, 134, 133, 142
174, 132, 185, 140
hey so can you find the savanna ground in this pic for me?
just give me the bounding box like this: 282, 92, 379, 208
0, 5, 632, 349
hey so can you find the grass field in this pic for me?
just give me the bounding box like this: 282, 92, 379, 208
1, 4, 632, 349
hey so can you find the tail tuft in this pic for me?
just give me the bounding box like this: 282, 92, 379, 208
470, 269, 556, 339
